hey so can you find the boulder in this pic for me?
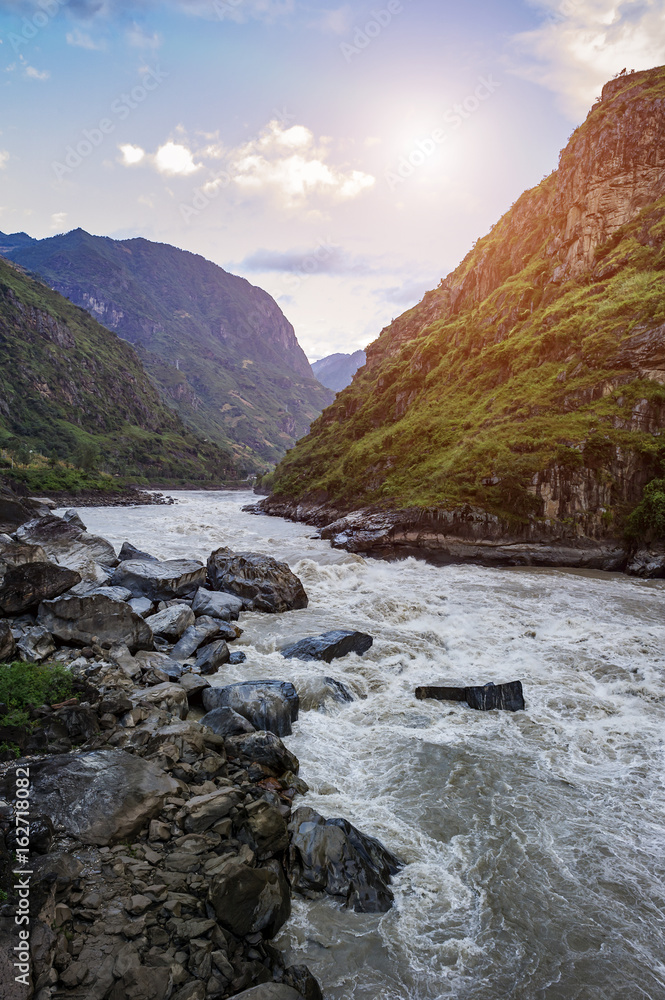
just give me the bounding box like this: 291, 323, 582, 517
232, 989, 303, 1000
17, 626, 56, 663
129, 596, 155, 617
200, 707, 256, 737
111, 558, 206, 601
118, 541, 158, 563
134, 649, 182, 678
179, 671, 210, 704
297, 676, 354, 712
0, 749, 179, 845
281, 629, 373, 663
38, 594, 153, 652
0, 537, 48, 567
16, 514, 117, 582
202, 680, 299, 737
87, 585, 133, 602
224, 731, 300, 777
53, 704, 100, 742
208, 857, 290, 937
415, 680, 525, 712
0, 562, 81, 615
229, 650, 247, 665
241, 798, 289, 858
192, 587, 243, 621
0, 487, 44, 533
287, 807, 402, 913
131, 682, 188, 719
0, 620, 16, 661
144, 604, 196, 640
184, 788, 241, 833
194, 639, 230, 675
207, 547, 308, 613
171, 617, 223, 661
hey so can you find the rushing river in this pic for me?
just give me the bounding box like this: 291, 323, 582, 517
65, 491, 665, 1000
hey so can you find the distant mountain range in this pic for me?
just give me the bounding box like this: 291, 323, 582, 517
311, 351, 366, 392
0, 229, 334, 471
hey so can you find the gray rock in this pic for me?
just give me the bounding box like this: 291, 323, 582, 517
281, 629, 373, 663
16, 514, 118, 583
53, 705, 100, 742
194, 639, 230, 674
38, 594, 153, 652
62, 509, 86, 530
415, 681, 525, 712
130, 682, 188, 719
0, 620, 16, 661
297, 676, 354, 712
208, 857, 290, 937
0, 561, 81, 615
200, 707, 256, 737
207, 547, 308, 613
179, 671, 210, 704
111, 558, 207, 601
87, 585, 134, 602
192, 587, 243, 621
0, 487, 43, 534
129, 596, 155, 617
1, 749, 179, 845
233, 987, 304, 1000
17, 626, 56, 663
241, 798, 289, 858
224, 731, 300, 777
228, 650, 247, 665
202, 680, 299, 737
171, 618, 223, 661
184, 788, 240, 832
118, 541, 158, 563
287, 806, 402, 913
145, 604, 196, 639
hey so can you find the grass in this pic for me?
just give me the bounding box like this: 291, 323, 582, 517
0, 661, 73, 723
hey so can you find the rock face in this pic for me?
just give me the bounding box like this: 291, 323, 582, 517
416, 681, 525, 712
281, 630, 373, 663
0, 619, 16, 660
208, 857, 291, 937
207, 548, 308, 613
38, 593, 153, 652
311, 350, 366, 392
0, 561, 81, 615
16, 514, 117, 582
9, 749, 179, 845
0, 486, 43, 533
202, 681, 299, 737
16, 626, 56, 663
111, 558, 207, 601
287, 807, 402, 913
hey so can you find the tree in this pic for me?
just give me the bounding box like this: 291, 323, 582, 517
74, 442, 99, 472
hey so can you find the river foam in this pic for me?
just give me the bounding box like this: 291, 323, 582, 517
65, 491, 665, 1000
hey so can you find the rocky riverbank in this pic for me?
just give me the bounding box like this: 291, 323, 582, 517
0, 491, 399, 1000
250, 496, 665, 577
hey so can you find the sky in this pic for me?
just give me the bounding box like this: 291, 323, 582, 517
0, 0, 663, 361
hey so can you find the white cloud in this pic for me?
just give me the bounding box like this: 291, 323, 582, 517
119, 143, 146, 165
66, 28, 105, 50
0, 151, 8, 169
24, 65, 50, 81
154, 141, 201, 175
510, 0, 665, 118
127, 23, 162, 49
50, 212, 67, 230
314, 5, 354, 35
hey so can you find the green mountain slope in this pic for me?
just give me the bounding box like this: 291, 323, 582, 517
0, 256, 239, 483
268, 67, 665, 541
0, 230, 333, 472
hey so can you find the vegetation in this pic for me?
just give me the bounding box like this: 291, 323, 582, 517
625, 479, 665, 541
0, 660, 73, 725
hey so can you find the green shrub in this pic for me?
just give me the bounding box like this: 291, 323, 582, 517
625, 478, 665, 541
0, 661, 73, 713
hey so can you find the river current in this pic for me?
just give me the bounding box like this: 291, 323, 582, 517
65, 490, 665, 1000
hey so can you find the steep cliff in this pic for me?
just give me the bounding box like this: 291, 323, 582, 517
312, 350, 367, 392
0, 230, 333, 471
0, 256, 238, 483
262, 66, 665, 572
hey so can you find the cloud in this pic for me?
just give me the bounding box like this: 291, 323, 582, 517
51, 212, 67, 230
119, 143, 146, 165
313, 5, 354, 34
1, 0, 295, 23
238, 244, 374, 276
509, 0, 665, 118
0, 151, 9, 169
229, 120, 375, 206
24, 65, 50, 80
126, 22, 161, 48
154, 140, 201, 175
66, 27, 105, 49
380, 277, 436, 306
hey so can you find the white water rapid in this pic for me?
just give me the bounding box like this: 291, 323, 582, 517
66, 491, 665, 1000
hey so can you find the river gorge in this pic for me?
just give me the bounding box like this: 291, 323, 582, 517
63, 490, 665, 1000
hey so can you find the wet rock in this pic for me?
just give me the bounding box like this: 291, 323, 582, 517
54, 705, 100, 742
192, 587, 243, 621
118, 541, 158, 563
0, 486, 43, 533
207, 547, 308, 613
0, 562, 81, 615
184, 788, 241, 832
86, 584, 134, 603
171, 618, 223, 661
233, 987, 304, 1000
225, 731, 300, 778
281, 630, 373, 663
415, 680, 525, 712
282, 968, 323, 1000
131, 682, 188, 719
179, 671, 210, 704
38, 594, 153, 652
129, 596, 155, 618
194, 639, 230, 675
17, 625, 56, 663
287, 806, 402, 913
228, 650, 247, 665
202, 680, 299, 737
200, 707, 256, 737
208, 857, 291, 937
16, 514, 118, 582
3, 748, 179, 845
296, 676, 354, 712
111, 558, 207, 601
5, 815, 54, 855
145, 604, 196, 640
108, 966, 171, 1000
241, 798, 289, 858
0, 620, 16, 661
134, 649, 182, 678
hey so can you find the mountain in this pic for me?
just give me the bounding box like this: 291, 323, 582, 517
0, 229, 334, 472
0, 255, 239, 483
311, 350, 367, 392
261, 66, 665, 572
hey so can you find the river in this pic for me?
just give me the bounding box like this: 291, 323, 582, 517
65, 490, 665, 1000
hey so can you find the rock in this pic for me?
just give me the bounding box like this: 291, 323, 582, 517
194, 639, 230, 674
0, 486, 43, 533
281, 630, 373, 663
129, 596, 155, 617
38, 594, 153, 652
208, 857, 291, 937
131, 682, 189, 719
287, 806, 402, 913
200, 707, 256, 737
202, 680, 299, 737
118, 541, 158, 563
0, 562, 81, 615
17, 626, 56, 663
241, 798, 289, 858
297, 676, 354, 712
233, 988, 304, 1000
1, 749, 179, 845
171, 983, 206, 1000
415, 680, 525, 712
179, 671, 210, 704
171, 618, 223, 661
192, 587, 243, 621
87, 585, 134, 602
134, 649, 182, 677
228, 650, 247, 665
0, 620, 16, 661
0, 537, 48, 567
207, 547, 308, 613
145, 604, 196, 639
16, 514, 118, 582
108, 966, 171, 1000
283, 969, 322, 1000
184, 788, 240, 832
111, 558, 207, 601
53, 705, 100, 742
225, 732, 300, 777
